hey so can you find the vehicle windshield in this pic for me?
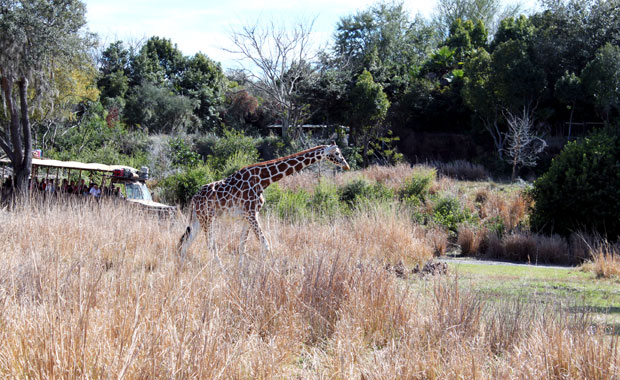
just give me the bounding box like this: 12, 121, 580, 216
125, 182, 153, 201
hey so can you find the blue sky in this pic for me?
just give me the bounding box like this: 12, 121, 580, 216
84, 0, 438, 69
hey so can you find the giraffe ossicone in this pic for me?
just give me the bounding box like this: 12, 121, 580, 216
178, 144, 350, 258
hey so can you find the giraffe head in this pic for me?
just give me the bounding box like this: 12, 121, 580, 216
323, 144, 350, 171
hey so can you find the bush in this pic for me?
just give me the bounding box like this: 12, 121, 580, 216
194, 130, 259, 173
264, 185, 310, 222
432, 196, 475, 234
254, 135, 295, 161
220, 150, 260, 178
338, 178, 393, 208
168, 137, 201, 169
398, 167, 436, 204
158, 165, 215, 207
531, 128, 620, 238
309, 181, 341, 219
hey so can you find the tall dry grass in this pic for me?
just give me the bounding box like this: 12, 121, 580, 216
0, 198, 618, 379
581, 238, 620, 279
278, 163, 423, 192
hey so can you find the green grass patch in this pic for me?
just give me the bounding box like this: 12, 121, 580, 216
445, 261, 620, 325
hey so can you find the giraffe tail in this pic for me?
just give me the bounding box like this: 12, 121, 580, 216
178, 203, 199, 258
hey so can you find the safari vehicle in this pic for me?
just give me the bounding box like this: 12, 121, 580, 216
0, 157, 175, 215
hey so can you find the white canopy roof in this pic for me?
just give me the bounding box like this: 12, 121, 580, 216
0, 157, 136, 173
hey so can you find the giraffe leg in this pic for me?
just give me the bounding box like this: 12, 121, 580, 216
238, 223, 250, 254
200, 210, 216, 252
246, 212, 270, 252
178, 207, 201, 259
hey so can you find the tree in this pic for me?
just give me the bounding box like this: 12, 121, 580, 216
0, 0, 90, 195
334, 1, 437, 98
503, 106, 547, 181
490, 39, 547, 111
227, 19, 317, 138
124, 82, 198, 134
38, 63, 100, 151
580, 43, 620, 121
462, 48, 506, 157
177, 53, 226, 131
446, 18, 488, 60
433, 0, 521, 38
347, 69, 390, 166
554, 71, 583, 137
129, 36, 185, 87
98, 41, 131, 104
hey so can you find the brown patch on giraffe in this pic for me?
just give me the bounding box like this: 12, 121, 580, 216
294, 162, 304, 172
268, 165, 279, 177
284, 166, 295, 176
276, 162, 288, 172
271, 173, 284, 183
259, 167, 270, 177
239, 170, 251, 181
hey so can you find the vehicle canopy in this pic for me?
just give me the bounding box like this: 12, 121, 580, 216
0, 157, 174, 213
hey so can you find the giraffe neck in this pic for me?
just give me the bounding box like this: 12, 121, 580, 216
257, 146, 326, 188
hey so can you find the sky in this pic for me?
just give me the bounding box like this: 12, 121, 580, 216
84, 0, 439, 70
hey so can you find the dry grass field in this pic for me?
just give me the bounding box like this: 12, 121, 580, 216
0, 192, 618, 379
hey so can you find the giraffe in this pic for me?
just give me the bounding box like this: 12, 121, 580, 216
178, 144, 350, 257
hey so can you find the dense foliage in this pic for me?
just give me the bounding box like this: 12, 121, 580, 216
531, 128, 620, 238
8, 0, 617, 172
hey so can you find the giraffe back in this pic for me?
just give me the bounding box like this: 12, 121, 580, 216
192, 166, 265, 216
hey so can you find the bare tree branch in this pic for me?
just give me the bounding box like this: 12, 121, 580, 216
503, 105, 547, 181
226, 18, 318, 138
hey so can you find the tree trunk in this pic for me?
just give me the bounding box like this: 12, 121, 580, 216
15, 79, 32, 195
362, 140, 369, 168
281, 118, 289, 139
0, 77, 32, 197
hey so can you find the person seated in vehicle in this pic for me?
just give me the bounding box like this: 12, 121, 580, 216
83, 182, 91, 196
77, 179, 86, 195
89, 183, 101, 198
46, 179, 55, 194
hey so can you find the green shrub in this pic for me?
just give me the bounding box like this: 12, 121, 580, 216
264, 183, 283, 205
340, 146, 362, 171
432, 196, 475, 233
158, 165, 215, 207
484, 216, 506, 238
269, 188, 311, 222
398, 167, 436, 204
220, 150, 260, 178
309, 181, 341, 219
195, 130, 259, 173
338, 178, 393, 208
531, 129, 620, 238
168, 137, 201, 168
255, 135, 295, 161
